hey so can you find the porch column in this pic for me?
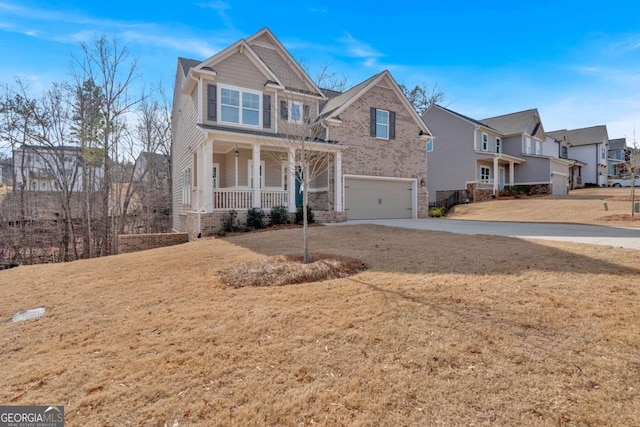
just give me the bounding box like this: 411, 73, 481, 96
509, 161, 515, 185
334, 151, 342, 211
287, 147, 296, 213
203, 140, 213, 212
493, 155, 499, 195
252, 144, 261, 208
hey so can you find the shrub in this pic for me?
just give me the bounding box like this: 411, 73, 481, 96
246, 207, 266, 230
220, 210, 239, 234
269, 205, 289, 225
504, 185, 531, 196
295, 205, 314, 224
428, 206, 446, 217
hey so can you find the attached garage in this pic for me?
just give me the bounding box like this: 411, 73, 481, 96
551, 172, 568, 196
344, 176, 415, 220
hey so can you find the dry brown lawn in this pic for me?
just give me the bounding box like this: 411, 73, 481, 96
2, 225, 640, 426
448, 187, 640, 227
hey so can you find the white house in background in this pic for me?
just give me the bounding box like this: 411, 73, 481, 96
13, 145, 103, 192
548, 125, 609, 187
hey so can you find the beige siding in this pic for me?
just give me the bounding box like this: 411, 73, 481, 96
251, 45, 308, 91
214, 52, 267, 91
172, 64, 202, 231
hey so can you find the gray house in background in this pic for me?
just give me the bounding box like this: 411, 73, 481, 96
422, 105, 573, 204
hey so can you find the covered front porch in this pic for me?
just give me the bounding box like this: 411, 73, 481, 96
471, 153, 524, 200
191, 133, 344, 214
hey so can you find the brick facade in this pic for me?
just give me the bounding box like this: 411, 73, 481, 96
117, 233, 189, 254
330, 82, 429, 218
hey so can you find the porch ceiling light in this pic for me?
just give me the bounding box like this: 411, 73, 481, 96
234, 146, 239, 158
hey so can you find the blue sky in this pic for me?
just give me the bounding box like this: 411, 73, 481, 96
1, 0, 640, 141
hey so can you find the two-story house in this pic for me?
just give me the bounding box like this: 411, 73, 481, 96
13, 145, 103, 192
607, 137, 630, 179
548, 125, 609, 187
422, 105, 573, 204
545, 129, 587, 190
171, 28, 432, 237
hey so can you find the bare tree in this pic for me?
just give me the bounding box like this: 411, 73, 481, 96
399, 83, 445, 115
266, 92, 338, 263
72, 35, 141, 255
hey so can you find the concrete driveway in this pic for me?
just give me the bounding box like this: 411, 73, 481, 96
345, 219, 640, 250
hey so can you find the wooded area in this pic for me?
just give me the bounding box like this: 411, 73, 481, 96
0, 36, 171, 265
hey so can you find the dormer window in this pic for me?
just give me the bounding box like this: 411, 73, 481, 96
218, 84, 261, 127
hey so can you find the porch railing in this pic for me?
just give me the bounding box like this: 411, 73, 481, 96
212, 189, 288, 210
213, 189, 253, 210
261, 190, 288, 209
477, 180, 495, 190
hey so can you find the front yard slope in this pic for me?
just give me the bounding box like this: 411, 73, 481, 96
1, 225, 639, 425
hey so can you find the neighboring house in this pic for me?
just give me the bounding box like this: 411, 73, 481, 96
607, 137, 630, 179
548, 126, 609, 187
0, 157, 13, 187
172, 27, 433, 237
13, 145, 103, 192
422, 105, 573, 204
545, 129, 587, 190
133, 151, 171, 216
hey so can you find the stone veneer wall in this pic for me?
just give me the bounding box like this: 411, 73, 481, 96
118, 233, 189, 254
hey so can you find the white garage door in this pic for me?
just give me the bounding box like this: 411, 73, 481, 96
344, 177, 413, 220
552, 173, 567, 195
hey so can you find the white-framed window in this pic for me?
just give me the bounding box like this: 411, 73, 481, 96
219, 84, 261, 127
426, 139, 434, 152
561, 146, 568, 159
480, 166, 491, 183
481, 133, 489, 151
182, 168, 192, 204
600, 146, 606, 160
525, 136, 532, 154
248, 160, 265, 189
376, 109, 389, 139
212, 163, 219, 189
495, 137, 501, 153
289, 101, 303, 124
535, 140, 542, 155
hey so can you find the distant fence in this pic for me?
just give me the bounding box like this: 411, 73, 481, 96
430, 190, 469, 210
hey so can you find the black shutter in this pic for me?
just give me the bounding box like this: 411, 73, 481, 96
207, 84, 217, 121
263, 94, 271, 128
389, 111, 396, 139
370, 107, 376, 137
280, 100, 288, 120
303, 104, 310, 122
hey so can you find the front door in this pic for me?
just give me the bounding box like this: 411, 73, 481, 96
295, 167, 303, 207
499, 167, 505, 190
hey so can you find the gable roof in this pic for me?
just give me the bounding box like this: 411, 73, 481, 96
178, 57, 201, 77
565, 125, 609, 146
318, 70, 433, 137
426, 104, 496, 130
608, 137, 627, 150
246, 28, 325, 99
546, 129, 568, 142
481, 109, 542, 137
